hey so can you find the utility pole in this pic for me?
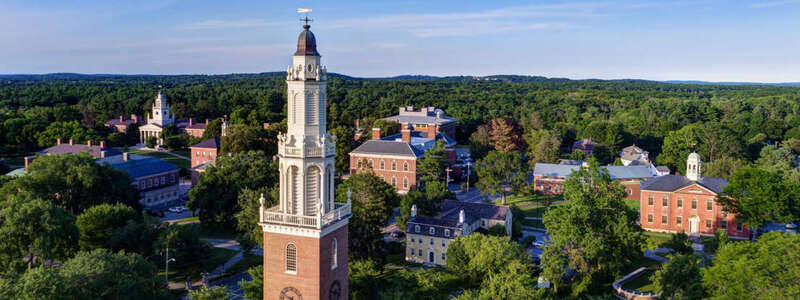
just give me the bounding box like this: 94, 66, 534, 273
466, 162, 472, 192
445, 167, 452, 187
164, 247, 176, 288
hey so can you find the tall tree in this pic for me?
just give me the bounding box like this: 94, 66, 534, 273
188, 151, 278, 226
474, 150, 525, 205
60, 249, 169, 299
329, 126, 355, 175
469, 124, 492, 160
417, 140, 448, 184
335, 172, 397, 260
189, 286, 229, 300
651, 254, 706, 300
446, 234, 536, 295
234, 186, 277, 247
0, 193, 78, 272
240, 265, 263, 300
488, 118, 524, 152
75, 203, 141, 251
541, 158, 643, 296
716, 167, 800, 231
703, 232, 800, 299
0, 154, 139, 214
523, 129, 562, 167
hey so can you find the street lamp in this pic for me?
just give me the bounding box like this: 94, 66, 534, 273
163, 247, 176, 287
466, 162, 472, 192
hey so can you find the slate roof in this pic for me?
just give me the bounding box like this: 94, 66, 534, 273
105, 115, 143, 126
407, 216, 465, 239
109, 157, 179, 179
406, 200, 509, 238
440, 200, 509, 221
191, 137, 220, 149
381, 115, 458, 126
656, 166, 671, 173
38, 144, 121, 159
572, 139, 597, 150
640, 175, 728, 194
175, 120, 207, 130
533, 163, 655, 180
350, 140, 424, 157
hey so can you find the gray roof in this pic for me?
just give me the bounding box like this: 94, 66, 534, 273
406, 201, 509, 238
350, 140, 424, 157
533, 163, 655, 180
640, 175, 728, 194
440, 200, 509, 221
191, 137, 220, 149
381, 115, 458, 126
109, 157, 179, 179
39, 144, 121, 159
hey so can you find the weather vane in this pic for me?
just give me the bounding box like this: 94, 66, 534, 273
298, 8, 313, 26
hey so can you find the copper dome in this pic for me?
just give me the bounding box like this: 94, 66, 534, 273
294, 24, 320, 56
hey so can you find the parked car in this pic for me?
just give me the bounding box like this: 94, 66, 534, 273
168, 206, 187, 213
391, 230, 405, 239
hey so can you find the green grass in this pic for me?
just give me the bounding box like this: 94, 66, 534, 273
172, 150, 190, 158
625, 199, 641, 210
522, 218, 545, 228
158, 247, 238, 283
125, 149, 190, 170
643, 232, 673, 250
621, 268, 658, 294
171, 216, 199, 224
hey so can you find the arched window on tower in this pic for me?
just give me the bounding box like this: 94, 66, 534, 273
286, 243, 297, 274
331, 238, 338, 270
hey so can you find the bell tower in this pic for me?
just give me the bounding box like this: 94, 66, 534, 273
148, 86, 174, 127
260, 16, 350, 300
686, 152, 702, 181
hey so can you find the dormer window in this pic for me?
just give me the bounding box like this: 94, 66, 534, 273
429, 227, 435, 235
415, 225, 420, 233
444, 229, 450, 237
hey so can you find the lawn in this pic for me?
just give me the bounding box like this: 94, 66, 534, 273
172, 149, 190, 158
492, 194, 564, 207
625, 199, 640, 210
225, 253, 262, 276
643, 232, 673, 250
519, 202, 566, 218
124, 149, 190, 170
621, 268, 658, 294
522, 218, 545, 228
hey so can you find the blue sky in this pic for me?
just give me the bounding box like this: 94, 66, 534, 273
1, 0, 799, 82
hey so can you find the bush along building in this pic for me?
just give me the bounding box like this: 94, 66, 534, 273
405, 201, 511, 266
639, 153, 750, 239
349, 107, 458, 194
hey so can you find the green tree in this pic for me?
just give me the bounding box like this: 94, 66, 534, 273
662, 232, 693, 255
335, 172, 397, 260
200, 119, 222, 140
487, 224, 507, 236
541, 158, 643, 296
702, 229, 729, 255
34, 120, 101, 147
702, 156, 749, 180
716, 167, 800, 231
349, 259, 383, 300
652, 254, 706, 300
396, 192, 417, 232
524, 129, 562, 167
0, 154, 139, 214
659, 123, 742, 174
240, 265, 263, 300
703, 232, 800, 299
417, 140, 448, 184
568, 148, 586, 161
76, 203, 141, 251
154, 224, 210, 279
0, 193, 78, 272
445, 234, 534, 291
188, 151, 278, 225
582, 120, 623, 154
220, 124, 268, 155
756, 145, 800, 181
59, 249, 169, 299
469, 124, 492, 160
234, 187, 277, 247
329, 126, 355, 175
189, 286, 229, 300
488, 118, 524, 152
145, 136, 157, 148
475, 150, 524, 205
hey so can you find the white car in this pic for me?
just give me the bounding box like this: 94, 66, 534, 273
168, 206, 187, 213
532, 240, 547, 248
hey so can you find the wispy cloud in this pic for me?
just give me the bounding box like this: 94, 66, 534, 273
179, 19, 279, 30
751, 0, 800, 8
328, 2, 608, 37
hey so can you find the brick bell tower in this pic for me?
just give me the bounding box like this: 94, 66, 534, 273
259, 16, 351, 300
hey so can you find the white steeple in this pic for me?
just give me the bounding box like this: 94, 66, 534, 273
686, 152, 702, 181
148, 85, 174, 127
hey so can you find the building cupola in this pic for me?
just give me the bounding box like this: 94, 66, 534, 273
295, 24, 320, 56
686, 152, 702, 181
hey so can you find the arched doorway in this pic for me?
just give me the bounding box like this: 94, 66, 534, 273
689, 216, 700, 234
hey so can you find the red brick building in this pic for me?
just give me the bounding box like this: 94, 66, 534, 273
572, 138, 598, 156
639, 153, 750, 239
189, 137, 220, 186
105, 114, 143, 133
349, 118, 457, 193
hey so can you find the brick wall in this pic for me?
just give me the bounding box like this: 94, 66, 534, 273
190, 147, 218, 168
263, 225, 348, 300
349, 154, 417, 192
640, 185, 749, 239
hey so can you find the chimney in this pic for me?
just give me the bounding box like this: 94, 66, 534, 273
372, 128, 381, 140
87, 140, 92, 147
69, 139, 74, 145
355, 119, 361, 130
189, 118, 193, 126
56, 138, 61, 145
123, 152, 129, 161
411, 204, 417, 217
459, 209, 465, 224
131, 114, 138, 122
100, 151, 106, 158
401, 123, 412, 143
119, 115, 124, 122
206, 119, 209, 126
99, 141, 106, 148
24, 156, 35, 170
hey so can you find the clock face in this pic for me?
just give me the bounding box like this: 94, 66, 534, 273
280, 286, 302, 300
329, 280, 342, 300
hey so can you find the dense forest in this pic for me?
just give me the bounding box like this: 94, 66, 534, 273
2, 73, 799, 174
